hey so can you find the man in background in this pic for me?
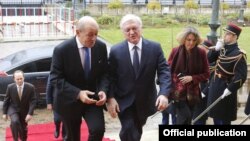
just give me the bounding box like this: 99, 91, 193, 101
2, 70, 36, 141
46, 75, 66, 139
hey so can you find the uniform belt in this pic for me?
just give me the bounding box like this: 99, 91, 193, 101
215, 71, 229, 79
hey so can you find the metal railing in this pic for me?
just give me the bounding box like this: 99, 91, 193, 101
0, 7, 75, 41
70, 0, 248, 6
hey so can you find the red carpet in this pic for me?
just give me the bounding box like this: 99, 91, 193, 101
6, 121, 115, 141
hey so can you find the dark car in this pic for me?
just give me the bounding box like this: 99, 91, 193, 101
0, 45, 54, 108
0, 38, 111, 108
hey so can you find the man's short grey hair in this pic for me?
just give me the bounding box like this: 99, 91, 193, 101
76, 16, 99, 31
120, 14, 142, 30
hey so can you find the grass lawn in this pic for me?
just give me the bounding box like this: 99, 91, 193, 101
99, 26, 250, 63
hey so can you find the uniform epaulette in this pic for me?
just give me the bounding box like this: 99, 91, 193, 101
240, 49, 246, 55
240, 49, 247, 61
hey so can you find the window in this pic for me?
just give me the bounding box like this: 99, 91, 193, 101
7, 58, 51, 74
36, 58, 51, 72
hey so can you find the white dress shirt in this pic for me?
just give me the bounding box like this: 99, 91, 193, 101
76, 37, 92, 69
128, 38, 142, 65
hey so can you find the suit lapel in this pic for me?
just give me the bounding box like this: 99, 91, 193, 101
90, 44, 98, 78
122, 41, 135, 78
14, 85, 21, 104
137, 39, 150, 79
21, 83, 27, 101
71, 37, 86, 77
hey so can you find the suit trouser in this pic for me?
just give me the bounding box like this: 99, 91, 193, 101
54, 111, 66, 137
10, 113, 27, 141
62, 104, 105, 141
213, 119, 231, 125
118, 104, 147, 141
161, 103, 177, 125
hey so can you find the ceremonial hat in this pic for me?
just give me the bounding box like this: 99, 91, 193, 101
223, 23, 242, 37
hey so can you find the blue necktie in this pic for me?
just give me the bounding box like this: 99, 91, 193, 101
84, 47, 90, 79
133, 46, 140, 76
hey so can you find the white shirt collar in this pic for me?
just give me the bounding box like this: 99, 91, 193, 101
76, 36, 84, 49
128, 37, 142, 51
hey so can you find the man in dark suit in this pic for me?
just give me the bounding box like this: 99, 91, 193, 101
2, 70, 36, 141
107, 14, 171, 141
46, 75, 66, 139
50, 16, 109, 141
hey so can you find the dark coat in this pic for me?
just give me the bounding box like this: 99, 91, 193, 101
168, 46, 210, 103
245, 92, 250, 115
207, 43, 247, 121
3, 82, 36, 117
192, 62, 216, 122
108, 38, 172, 121
50, 37, 109, 118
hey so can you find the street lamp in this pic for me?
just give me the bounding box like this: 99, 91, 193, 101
237, 0, 246, 26
100, 0, 103, 15
207, 0, 220, 44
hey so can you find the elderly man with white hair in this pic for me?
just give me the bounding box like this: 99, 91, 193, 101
107, 14, 172, 141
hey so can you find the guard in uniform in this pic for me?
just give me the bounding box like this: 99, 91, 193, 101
192, 40, 215, 125
207, 23, 247, 125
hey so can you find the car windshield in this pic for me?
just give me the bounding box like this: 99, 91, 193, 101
0, 37, 110, 73
0, 46, 54, 72
0, 52, 24, 71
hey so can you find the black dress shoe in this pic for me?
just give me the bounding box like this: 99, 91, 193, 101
54, 130, 59, 138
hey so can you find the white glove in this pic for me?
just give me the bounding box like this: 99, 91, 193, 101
215, 39, 224, 51
221, 88, 231, 99
201, 92, 206, 98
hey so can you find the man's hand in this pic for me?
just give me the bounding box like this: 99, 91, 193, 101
221, 88, 232, 99
2, 114, 8, 121
25, 114, 32, 123
106, 98, 120, 118
47, 104, 52, 110
155, 95, 168, 111
79, 90, 97, 104
96, 91, 107, 106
